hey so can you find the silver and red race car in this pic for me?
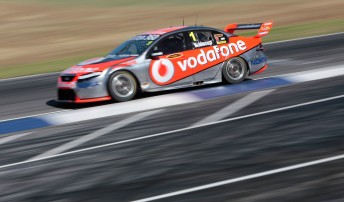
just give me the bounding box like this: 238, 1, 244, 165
57, 22, 272, 103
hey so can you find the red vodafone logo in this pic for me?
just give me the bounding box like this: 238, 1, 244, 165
150, 59, 175, 84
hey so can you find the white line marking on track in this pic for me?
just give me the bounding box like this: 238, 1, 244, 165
192, 89, 274, 126
0, 72, 59, 82
43, 94, 201, 125
0, 110, 70, 123
0, 132, 32, 145
257, 64, 344, 81
30, 109, 162, 160
133, 153, 344, 202
283, 65, 344, 83
267, 59, 291, 63
1, 93, 343, 170
265, 32, 344, 45
299, 60, 327, 65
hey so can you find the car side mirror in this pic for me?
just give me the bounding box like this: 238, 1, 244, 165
150, 52, 163, 59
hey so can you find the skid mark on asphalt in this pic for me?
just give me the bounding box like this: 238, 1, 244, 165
133, 153, 344, 202
1, 94, 344, 170
268, 58, 290, 62
30, 110, 163, 160
298, 60, 327, 65
191, 89, 275, 126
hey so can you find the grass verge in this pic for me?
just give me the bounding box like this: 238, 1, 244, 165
0, 19, 343, 79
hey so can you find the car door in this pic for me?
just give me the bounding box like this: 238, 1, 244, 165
148, 32, 194, 87
184, 30, 225, 82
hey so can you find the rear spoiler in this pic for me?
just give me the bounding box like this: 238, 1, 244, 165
224, 21, 273, 38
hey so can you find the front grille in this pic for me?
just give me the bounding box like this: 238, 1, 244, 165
58, 89, 76, 101
61, 75, 76, 82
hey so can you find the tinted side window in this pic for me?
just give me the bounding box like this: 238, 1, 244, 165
212, 31, 228, 45
188, 31, 215, 49
152, 33, 186, 55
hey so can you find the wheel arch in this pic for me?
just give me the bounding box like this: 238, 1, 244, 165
107, 69, 142, 93
221, 56, 249, 81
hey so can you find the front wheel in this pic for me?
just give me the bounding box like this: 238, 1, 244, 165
222, 57, 247, 84
107, 71, 138, 102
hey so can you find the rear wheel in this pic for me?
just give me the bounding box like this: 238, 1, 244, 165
107, 71, 137, 102
222, 57, 247, 84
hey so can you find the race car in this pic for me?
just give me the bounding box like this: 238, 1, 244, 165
57, 21, 272, 103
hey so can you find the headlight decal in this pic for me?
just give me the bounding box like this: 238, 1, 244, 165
78, 72, 102, 81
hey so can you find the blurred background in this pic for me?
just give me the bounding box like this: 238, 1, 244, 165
0, 0, 343, 79
1, 1, 344, 201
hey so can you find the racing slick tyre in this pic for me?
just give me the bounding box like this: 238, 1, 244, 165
222, 57, 248, 84
107, 71, 138, 102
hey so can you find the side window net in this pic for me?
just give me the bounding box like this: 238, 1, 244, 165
152, 33, 186, 55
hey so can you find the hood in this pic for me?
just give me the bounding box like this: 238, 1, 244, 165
61, 56, 136, 76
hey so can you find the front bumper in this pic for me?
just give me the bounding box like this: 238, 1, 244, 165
57, 88, 111, 103
57, 73, 111, 103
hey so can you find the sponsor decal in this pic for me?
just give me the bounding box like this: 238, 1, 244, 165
257, 22, 273, 37
133, 35, 160, 41
116, 59, 137, 67
146, 41, 153, 46
237, 24, 261, 29
150, 59, 175, 84
58, 82, 75, 89
150, 40, 247, 85
63, 66, 99, 74
261, 26, 271, 31
214, 34, 226, 45
77, 82, 99, 88
141, 82, 150, 89
178, 40, 247, 71
258, 31, 268, 36
214, 34, 223, 41
216, 40, 226, 45
167, 53, 183, 59
192, 41, 213, 48
251, 56, 267, 66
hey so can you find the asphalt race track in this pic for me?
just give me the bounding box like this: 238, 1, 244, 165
0, 33, 344, 201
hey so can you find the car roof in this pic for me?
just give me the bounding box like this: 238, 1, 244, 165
140, 26, 223, 36
141, 26, 187, 35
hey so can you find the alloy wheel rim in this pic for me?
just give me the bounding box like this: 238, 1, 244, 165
112, 74, 134, 98
226, 59, 245, 80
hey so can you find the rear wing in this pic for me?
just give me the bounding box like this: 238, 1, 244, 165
224, 21, 273, 38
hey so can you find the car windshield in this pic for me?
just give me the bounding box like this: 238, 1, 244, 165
107, 34, 160, 57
